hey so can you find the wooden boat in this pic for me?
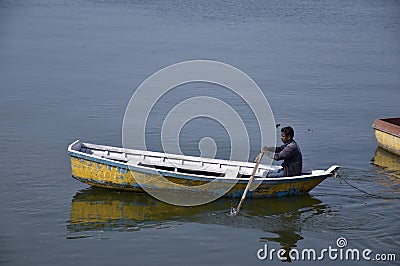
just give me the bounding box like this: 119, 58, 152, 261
67, 140, 339, 198
373, 117, 400, 156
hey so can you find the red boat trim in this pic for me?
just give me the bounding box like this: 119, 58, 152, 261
372, 118, 400, 138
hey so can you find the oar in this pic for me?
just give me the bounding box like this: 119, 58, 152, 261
235, 147, 266, 214
233, 124, 280, 214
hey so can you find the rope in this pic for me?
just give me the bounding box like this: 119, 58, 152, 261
335, 172, 400, 200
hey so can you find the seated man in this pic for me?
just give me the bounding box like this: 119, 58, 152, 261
264, 126, 302, 177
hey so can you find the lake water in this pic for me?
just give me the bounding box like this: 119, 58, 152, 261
0, 0, 399, 265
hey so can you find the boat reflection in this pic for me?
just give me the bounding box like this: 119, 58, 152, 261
68, 188, 329, 260
372, 147, 400, 173
371, 147, 400, 184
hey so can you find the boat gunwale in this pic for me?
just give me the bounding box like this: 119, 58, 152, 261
373, 118, 400, 138
80, 141, 272, 169
68, 140, 339, 182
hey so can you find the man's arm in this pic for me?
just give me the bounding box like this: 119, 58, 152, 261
263, 145, 284, 160
272, 143, 296, 161
263, 146, 283, 153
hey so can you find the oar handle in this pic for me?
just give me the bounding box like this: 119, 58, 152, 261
236, 149, 265, 213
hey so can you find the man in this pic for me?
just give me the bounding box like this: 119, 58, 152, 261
264, 126, 302, 177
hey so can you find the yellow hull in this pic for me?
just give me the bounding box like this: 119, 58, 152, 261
373, 117, 400, 156
374, 129, 400, 156
70, 156, 329, 198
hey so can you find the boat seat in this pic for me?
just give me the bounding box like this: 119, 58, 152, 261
127, 158, 142, 166
102, 154, 129, 162
224, 166, 240, 179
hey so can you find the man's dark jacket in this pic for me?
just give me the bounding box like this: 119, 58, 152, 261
267, 140, 302, 177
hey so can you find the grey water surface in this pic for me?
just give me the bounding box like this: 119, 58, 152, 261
0, 0, 399, 265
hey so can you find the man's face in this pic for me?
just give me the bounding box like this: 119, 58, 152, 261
281, 132, 292, 144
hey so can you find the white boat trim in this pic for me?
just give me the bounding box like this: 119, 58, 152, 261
68, 140, 340, 182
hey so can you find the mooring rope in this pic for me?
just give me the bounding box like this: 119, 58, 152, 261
335, 172, 400, 200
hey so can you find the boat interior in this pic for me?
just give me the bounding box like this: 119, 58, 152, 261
69, 140, 281, 179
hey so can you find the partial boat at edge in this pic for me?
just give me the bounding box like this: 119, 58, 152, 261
373, 117, 400, 156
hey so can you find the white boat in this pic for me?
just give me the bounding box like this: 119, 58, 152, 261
68, 140, 340, 198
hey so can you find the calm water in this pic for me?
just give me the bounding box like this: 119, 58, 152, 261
1, 0, 399, 265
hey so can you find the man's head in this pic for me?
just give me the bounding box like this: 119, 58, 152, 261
281, 126, 294, 143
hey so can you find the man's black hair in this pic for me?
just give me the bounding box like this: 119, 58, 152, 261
281, 126, 294, 138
